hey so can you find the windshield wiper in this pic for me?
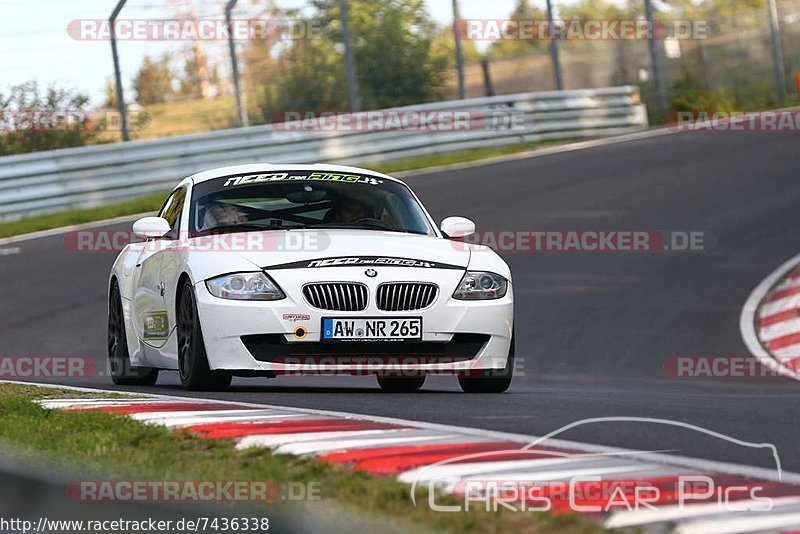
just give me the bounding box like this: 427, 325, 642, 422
295, 221, 429, 235
193, 223, 284, 237
303, 220, 396, 230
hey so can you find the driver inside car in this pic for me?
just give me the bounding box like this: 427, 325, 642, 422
326, 198, 371, 223
201, 199, 248, 230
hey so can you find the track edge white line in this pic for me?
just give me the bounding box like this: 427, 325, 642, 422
739, 252, 800, 381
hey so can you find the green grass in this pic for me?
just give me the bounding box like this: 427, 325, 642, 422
97, 97, 237, 143
0, 139, 572, 240
136, 97, 237, 140
0, 383, 608, 533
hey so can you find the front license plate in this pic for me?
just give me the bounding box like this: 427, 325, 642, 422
321, 317, 422, 341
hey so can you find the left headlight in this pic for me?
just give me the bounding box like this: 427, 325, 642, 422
206, 272, 285, 301
453, 271, 508, 300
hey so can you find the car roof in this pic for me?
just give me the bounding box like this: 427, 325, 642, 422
186, 163, 403, 186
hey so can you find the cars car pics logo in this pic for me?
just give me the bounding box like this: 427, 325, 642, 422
222, 171, 383, 187
365, 268, 377, 278
408, 417, 783, 514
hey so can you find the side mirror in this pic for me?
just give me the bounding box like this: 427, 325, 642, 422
440, 216, 475, 238
132, 217, 171, 239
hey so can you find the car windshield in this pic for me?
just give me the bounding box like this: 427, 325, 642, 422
189, 170, 434, 237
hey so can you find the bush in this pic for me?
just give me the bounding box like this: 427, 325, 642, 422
0, 82, 98, 156
666, 89, 737, 121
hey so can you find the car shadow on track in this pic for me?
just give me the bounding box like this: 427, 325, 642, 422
150, 383, 470, 395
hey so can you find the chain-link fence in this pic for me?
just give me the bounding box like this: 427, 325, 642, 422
445, 1, 800, 122
7, 0, 795, 145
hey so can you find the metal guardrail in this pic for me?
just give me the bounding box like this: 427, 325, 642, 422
0, 86, 647, 221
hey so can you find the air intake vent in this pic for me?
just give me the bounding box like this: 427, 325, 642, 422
303, 283, 368, 311
377, 282, 438, 311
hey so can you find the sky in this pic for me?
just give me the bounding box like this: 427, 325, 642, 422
1, 0, 526, 105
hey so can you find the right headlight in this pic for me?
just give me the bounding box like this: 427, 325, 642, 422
205, 272, 285, 301
453, 271, 508, 300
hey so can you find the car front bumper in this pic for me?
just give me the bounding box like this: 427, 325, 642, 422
194, 266, 514, 375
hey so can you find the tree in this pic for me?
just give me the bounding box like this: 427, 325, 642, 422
430, 26, 482, 70
558, 0, 627, 20
556, 0, 630, 51
103, 78, 118, 109
133, 54, 174, 105
240, 36, 281, 124
316, 0, 449, 109
489, 0, 548, 59
669, 0, 766, 33
0, 82, 97, 156
177, 53, 203, 99
243, 0, 450, 118
273, 38, 349, 112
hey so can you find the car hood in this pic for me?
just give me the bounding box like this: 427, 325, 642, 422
185, 230, 474, 281
260, 230, 469, 269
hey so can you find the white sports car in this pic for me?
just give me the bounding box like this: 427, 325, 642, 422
108, 164, 514, 393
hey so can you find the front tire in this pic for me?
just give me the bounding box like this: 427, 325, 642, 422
377, 374, 425, 392
458, 332, 514, 393
108, 282, 159, 386
177, 280, 231, 391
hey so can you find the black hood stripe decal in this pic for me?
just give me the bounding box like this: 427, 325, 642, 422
265, 256, 464, 270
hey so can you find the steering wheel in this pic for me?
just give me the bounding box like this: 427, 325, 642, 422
351, 217, 394, 230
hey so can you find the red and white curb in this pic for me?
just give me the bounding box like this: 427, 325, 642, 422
741, 253, 800, 380
17, 382, 800, 533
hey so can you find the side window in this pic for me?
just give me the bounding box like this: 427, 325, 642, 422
158, 188, 186, 239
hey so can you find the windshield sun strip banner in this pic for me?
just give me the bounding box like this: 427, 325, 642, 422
264, 256, 465, 270
220, 171, 384, 188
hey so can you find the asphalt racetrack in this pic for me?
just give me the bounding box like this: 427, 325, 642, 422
3, 129, 799, 471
